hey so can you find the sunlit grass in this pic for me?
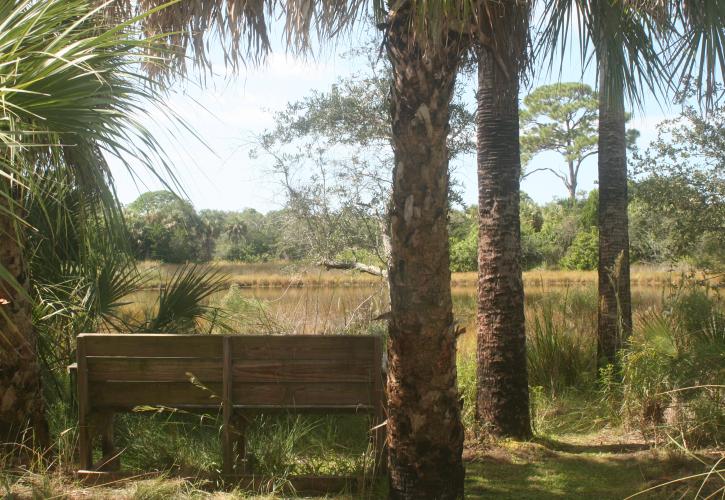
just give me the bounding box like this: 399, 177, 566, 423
136, 261, 698, 289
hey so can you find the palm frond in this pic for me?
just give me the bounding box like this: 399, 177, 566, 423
0, 0, 195, 332
667, 0, 725, 107
109, 0, 372, 76
143, 264, 229, 333
536, 0, 670, 109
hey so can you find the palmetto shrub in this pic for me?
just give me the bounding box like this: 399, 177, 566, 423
621, 287, 724, 448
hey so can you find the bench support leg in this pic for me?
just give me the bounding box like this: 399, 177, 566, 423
232, 412, 250, 474
372, 415, 387, 476
96, 412, 119, 472
78, 419, 92, 470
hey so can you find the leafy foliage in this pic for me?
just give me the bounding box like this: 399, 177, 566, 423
560, 229, 599, 271
126, 191, 207, 263
631, 102, 725, 267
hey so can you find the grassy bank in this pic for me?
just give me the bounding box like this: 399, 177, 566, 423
137, 261, 696, 289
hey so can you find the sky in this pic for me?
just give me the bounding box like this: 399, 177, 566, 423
108, 21, 675, 213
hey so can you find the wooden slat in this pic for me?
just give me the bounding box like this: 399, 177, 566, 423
230, 335, 376, 360
222, 337, 233, 475
231, 405, 373, 413
372, 336, 386, 474
90, 381, 223, 409
80, 334, 222, 358
232, 382, 371, 407
232, 360, 372, 384
87, 358, 222, 382
77, 336, 92, 470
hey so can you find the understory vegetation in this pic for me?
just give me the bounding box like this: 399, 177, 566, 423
3, 268, 722, 498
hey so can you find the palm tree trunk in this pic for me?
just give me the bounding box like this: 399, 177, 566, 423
474, 45, 531, 440
385, 13, 466, 500
0, 182, 48, 450
597, 58, 633, 368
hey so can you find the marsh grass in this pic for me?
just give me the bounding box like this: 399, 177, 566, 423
137, 261, 687, 289
525, 288, 597, 395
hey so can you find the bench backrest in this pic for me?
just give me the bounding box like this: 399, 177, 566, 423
77, 333, 384, 413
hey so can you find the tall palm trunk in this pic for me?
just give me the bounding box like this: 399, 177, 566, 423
474, 43, 531, 439
0, 181, 48, 449
384, 12, 467, 499
596, 58, 632, 367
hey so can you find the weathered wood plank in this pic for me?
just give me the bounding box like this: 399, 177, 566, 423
76, 336, 92, 470
222, 337, 233, 476
232, 360, 372, 383
81, 334, 222, 357
230, 335, 375, 361
87, 358, 222, 382
372, 335, 387, 474
90, 381, 223, 409
232, 382, 372, 407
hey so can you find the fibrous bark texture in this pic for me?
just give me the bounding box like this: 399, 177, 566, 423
0, 181, 48, 450
385, 13, 467, 500
475, 45, 531, 440
597, 60, 632, 367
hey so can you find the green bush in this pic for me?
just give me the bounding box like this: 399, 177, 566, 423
559, 229, 598, 270
620, 287, 725, 448
450, 225, 478, 272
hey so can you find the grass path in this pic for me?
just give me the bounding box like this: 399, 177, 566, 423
464, 433, 722, 499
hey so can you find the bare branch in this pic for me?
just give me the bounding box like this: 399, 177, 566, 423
321, 260, 387, 278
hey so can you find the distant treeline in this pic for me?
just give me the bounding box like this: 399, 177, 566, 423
124, 185, 723, 271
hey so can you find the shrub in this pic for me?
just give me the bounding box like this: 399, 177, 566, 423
450, 225, 477, 272
621, 287, 724, 448
559, 229, 598, 270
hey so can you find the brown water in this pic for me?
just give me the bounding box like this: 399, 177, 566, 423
126, 283, 666, 339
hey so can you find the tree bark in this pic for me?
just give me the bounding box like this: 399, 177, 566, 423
568, 160, 577, 203
597, 59, 633, 367
385, 12, 467, 499
0, 180, 48, 451
474, 45, 531, 440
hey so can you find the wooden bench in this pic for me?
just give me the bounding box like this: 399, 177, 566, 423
71, 333, 385, 481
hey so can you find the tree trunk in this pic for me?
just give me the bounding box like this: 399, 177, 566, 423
568, 160, 577, 203
474, 45, 531, 440
0, 181, 48, 451
385, 13, 467, 500
597, 55, 633, 368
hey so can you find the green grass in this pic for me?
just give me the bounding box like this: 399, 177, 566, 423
465, 439, 720, 499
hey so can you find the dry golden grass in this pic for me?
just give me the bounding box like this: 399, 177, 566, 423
138, 261, 689, 289
138, 260, 384, 288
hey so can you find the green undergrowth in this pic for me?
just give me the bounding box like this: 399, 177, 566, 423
106, 412, 374, 478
